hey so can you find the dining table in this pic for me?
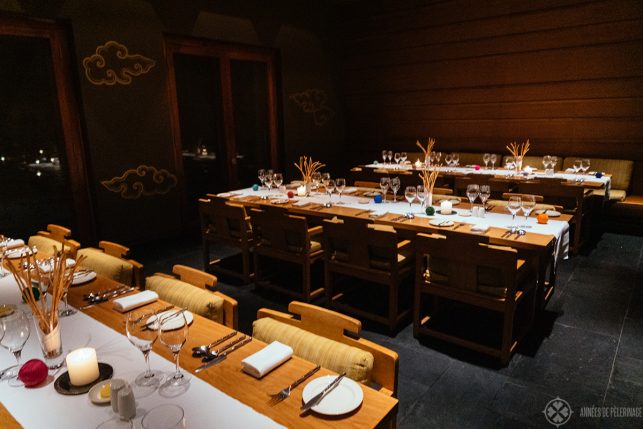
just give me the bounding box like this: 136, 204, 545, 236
0, 266, 398, 428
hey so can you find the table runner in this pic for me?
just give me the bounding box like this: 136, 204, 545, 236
0, 275, 285, 429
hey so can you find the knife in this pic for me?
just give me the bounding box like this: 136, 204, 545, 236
194, 337, 252, 372
201, 334, 248, 361
300, 372, 346, 413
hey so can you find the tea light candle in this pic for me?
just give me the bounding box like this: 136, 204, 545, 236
524, 166, 533, 174
414, 159, 422, 169
66, 347, 99, 386
440, 200, 452, 215
297, 185, 307, 197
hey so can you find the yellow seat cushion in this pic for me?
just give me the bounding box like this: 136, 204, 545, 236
590, 189, 626, 202
563, 158, 633, 190
146, 276, 224, 324
78, 248, 134, 285
27, 235, 64, 256
252, 317, 374, 383
486, 200, 557, 211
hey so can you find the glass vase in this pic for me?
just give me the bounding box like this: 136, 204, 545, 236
34, 320, 64, 369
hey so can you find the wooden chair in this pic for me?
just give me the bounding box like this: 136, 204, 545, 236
148, 264, 237, 329
255, 301, 399, 397
200, 196, 254, 283
27, 224, 80, 258
354, 180, 380, 189
322, 218, 414, 333
414, 233, 537, 365
77, 240, 143, 287
249, 207, 324, 302
485, 193, 564, 212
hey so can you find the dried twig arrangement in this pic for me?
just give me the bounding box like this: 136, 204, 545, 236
419, 167, 440, 193
506, 139, 530, 158
294, 156, 326, 183
416, 137, 436, 162
7, 247, 84, 334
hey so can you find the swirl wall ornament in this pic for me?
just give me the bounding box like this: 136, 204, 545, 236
101, 165, 177, 199
83, 41, 156, 86
289, 89, 335, 126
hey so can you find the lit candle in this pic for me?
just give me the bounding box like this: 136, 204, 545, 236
66, 347, 100, 386
415, 159, 422, 169
297, 185, 307, 197
524, 166, 533, 174
440, 200, 452, 215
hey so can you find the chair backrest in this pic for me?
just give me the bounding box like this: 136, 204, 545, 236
562, 157, 633, 190
200, 196, 252, 243
415, 232, 519, 299
28, 224, 80, 257
250, 207, 312, 254
515, 181, 584, 211
78, 240, 143, 287
354, 180, 379, 189
454, 176, 515, 199
257, 301, 399, 396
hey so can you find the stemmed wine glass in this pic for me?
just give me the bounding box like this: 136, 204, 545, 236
381, 150, 387, 165
417, 185, 427, 209
264, 172, 273, 191
573, 159, 582, 174
272, 173, 283, 190
325, 179, 336, 206
521, 195, 536, 228
550, 156, 558, 172
59, 266, 77, 317
479, 185, 491, 210
335, 178, 346, 204
257, 169, 266, 189
466, 184, 480, 212
311, 172, 321, 192
387, 150, 393, 165
483, 153, 491, 169
400, 152, 407, 166
126, 311, 162, 388
159, 312, 190, 394
452, 153, 460, 167
390, 177, 401, 202
581, 159, 590, 174
394, 153, 401, 169
434, 152, 442, 165
0, 235, 9, 278
505, 156, 515, 170
379, 177, 390, 202
1, 310, 30, 386
405, 186, 416, 218
490, 154, 497, 169
444, 153, 453, 171
429, 151, 436, 166
542, 156, 551, 173
507, 196, 522, 231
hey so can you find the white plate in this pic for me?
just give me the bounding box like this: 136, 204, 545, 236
5, 247, 36, 259
546, 210, 561, 217
459, 210, 472, 217
153, 310, 194, 330
37, 258, 76, 273
358, 198, 370, 204
72, 270, 97, 285
429, 219, 454, 227
438, 198, 460, 206
302, 376, 363, 416
88, 379, 112, 405
270, 198, 290, 205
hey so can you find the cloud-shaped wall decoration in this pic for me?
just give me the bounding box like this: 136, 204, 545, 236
101, 165, 177, 199
290, 89, 335, 126
83, 41, 156, 85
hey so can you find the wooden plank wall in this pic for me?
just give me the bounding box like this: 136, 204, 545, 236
337, 0, 643, 167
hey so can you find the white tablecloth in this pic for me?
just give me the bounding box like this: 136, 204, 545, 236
0, 275, 285, 429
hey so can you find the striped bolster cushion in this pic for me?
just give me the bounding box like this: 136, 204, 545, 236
145, 276, 224, 324
78, 248, 133, 285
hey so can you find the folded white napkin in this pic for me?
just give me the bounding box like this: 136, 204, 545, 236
293, 200, 311, 207
241, 341, 293, 379
471, 224, 490, 232
6, 239, 25, 249
112, 290, 158, 312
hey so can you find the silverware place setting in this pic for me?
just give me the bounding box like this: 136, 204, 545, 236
192, 331, 238, 357
268, 365, 321, 405
195, 336, 252, 372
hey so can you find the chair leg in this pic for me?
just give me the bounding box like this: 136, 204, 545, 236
501, 305, 515, 365
302, 259, 312, 302
242, 248, 252, 283
388, 280, 398, 334
202, 239, 210, 272
253, 252, 262, 289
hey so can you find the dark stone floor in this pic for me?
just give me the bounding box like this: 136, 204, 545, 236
134, 233, 643, 428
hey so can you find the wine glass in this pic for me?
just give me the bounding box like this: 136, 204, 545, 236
0, 235, 9, 278
453, 153, 460, 167
550, 156, 558, 172
542, 155, 551, 171
59, 262, 77, 317
159, 312, 190, 393
405, 186, 417, 216
325, 179, 336, 206
335, 178, 346, 204
417, 185, 427, 208
264, 172, 273, 191
483, 153, 491, 169
142, 404, 186, 429
1, 310, 30, 386
490, 153, 497, 169
444, 153, 453, 171
379, 177, 390, 202
429, 151, 436, 166
272, 173, 283, 190
390, 177, 401, 202
435, 152, 442, 164
521, 195, 536, 228
387, 150, 393, 164
311, 172, 321, 192
479, 185, 491, 209
400, 152, 407, 166
257, 169, 266, 189
466, 184, 480, 210
394, 152, 401, 168
126, 311, 162, 388
582, 159, 590, 174
573, 159, 582, 174
507, 196, 522, 230
505, 156, 515, 170
381, 150, 387, 164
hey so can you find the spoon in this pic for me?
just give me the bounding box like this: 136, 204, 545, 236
192, 331, 237, 357
201, 335, 248, 361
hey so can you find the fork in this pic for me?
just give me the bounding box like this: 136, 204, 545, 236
268, 365, 321, 405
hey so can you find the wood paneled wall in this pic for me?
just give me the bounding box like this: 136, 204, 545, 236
337, 0, 643, 164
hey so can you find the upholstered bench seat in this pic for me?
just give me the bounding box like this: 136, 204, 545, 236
252, 317, 374, 383
590, 189, 627, 202
486, 199, 558, 211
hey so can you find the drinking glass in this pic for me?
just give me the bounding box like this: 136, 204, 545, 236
400, 152, 407, 165
264, 172, 273, 191
59, 264, 77, 317
311, 172, 321, 191
573, 159, 582, 174
505, 156, 515, 170
521, 195, 536, 228
479, 185, 490, 209
142, 404, 186, 429
417, 185, 427, 208
490, 153, 497, 169
335, 178, 346, 204
444, 153, 453, 170
272, 173, 283, 190
429, 151, 436, 166
550, 156, 558, 172
257, 169, 266, 189
453, 153, 460, 167
159, 312, 190, 392
387, 150, 393, 164
394, 152, 401, 168
1, 310, 30, 385
507, 196, 522, 230
582, 159, 590, 174
390, 177, 401, 202
483, 153, 491, 169
405, 186, 417, 211
379, 177, 390, 202
0, 235, 8, 278
381, 150, 387, 164
435, 152, 442, 164
466, 184, 480, 208
126, 311, 162, 388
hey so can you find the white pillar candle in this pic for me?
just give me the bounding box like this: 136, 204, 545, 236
66, 347, 100, 386
414, 159, 422, 169
440, 200, 452, 215
297, 185, 307, 197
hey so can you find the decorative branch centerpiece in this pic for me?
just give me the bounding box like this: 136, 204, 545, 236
294, 156, 325, 196
416, 137, 436, 167
7, 248, 85, 368
419, 167, 440, 207
506, 139, 530, 173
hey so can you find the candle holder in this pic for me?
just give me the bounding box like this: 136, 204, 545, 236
54, 362, 113, 395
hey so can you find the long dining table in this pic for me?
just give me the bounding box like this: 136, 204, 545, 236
0, 270, 398, 428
